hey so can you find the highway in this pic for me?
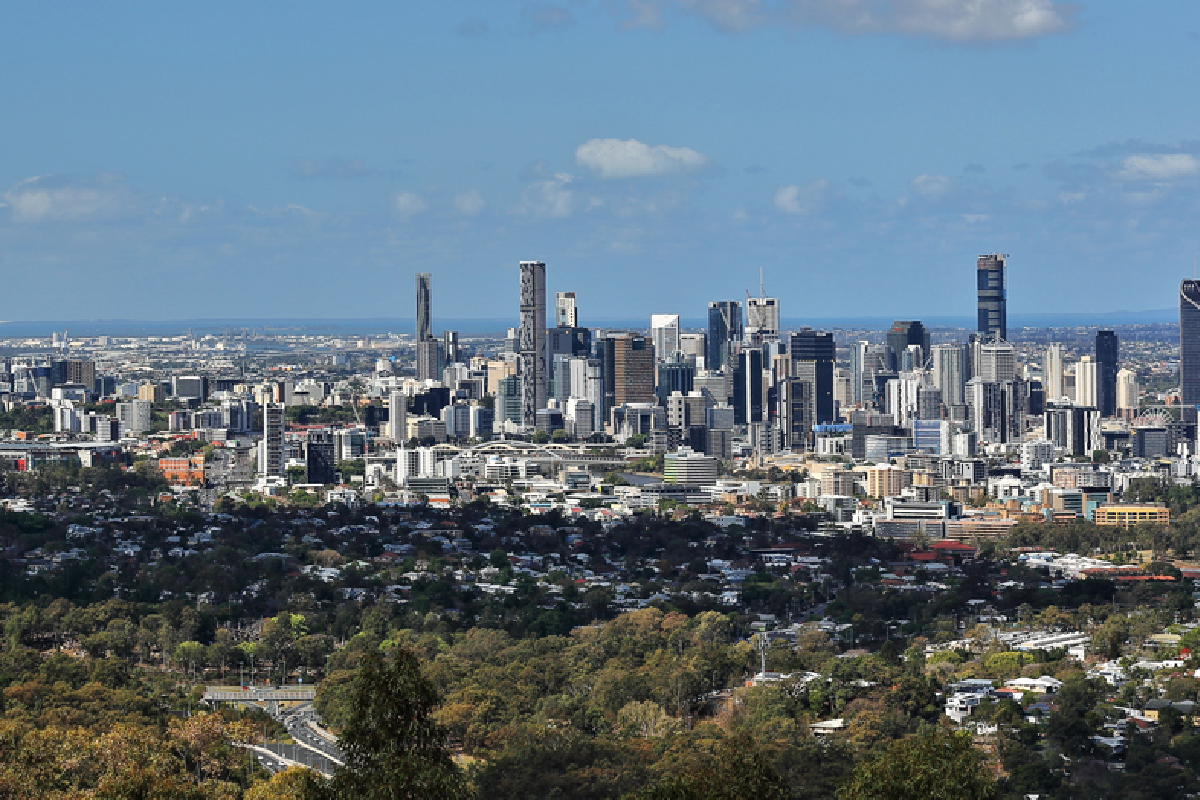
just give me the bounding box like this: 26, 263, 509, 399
281, 703, 345, 765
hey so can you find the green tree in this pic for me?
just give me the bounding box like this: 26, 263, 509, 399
838, 728, 997, 800
626, 734, 790, 800
326, 650, 470, 800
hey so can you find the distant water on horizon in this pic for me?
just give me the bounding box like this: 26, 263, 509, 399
0, 309, 1179, 339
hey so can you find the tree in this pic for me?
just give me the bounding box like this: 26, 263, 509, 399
627, 734, 790, 800
837, 728, 997, 800
327, 650, 470, 800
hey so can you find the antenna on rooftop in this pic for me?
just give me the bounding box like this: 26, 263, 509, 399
759, 267, 764, 298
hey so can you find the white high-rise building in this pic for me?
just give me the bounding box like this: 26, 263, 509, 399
746, 297, 780, 339
1044, 343, 1065, 403
116, 399, 152, 436
1116, 368, 1138, 412
978, 341, 1016, 383
565, 397, 595, 438
1076, 356, 1098, 408
680, 333, 706, 369
650, 314, 681, 363
555, 292, 577, 327
930, 343, 965, 408
388, 390, 407, 441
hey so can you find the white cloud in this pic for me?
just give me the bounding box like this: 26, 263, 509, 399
679, 0, 765, 32
620, 0, 668, 28
4, 175, 128, 223
1116, 154, 1200, 182
522, 173, 576, 217
617, 0, 1073, 42
885, 0, 1073, 42
575, 138, 710, 179
909, 173, 952, 196
453, 190, 486, 216
393, 192, 428, 220
774, 180, 828, 215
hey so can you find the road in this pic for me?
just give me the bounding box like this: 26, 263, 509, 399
280, 703, 345, 765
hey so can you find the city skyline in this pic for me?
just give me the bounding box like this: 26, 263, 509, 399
0, 3, 1198, 320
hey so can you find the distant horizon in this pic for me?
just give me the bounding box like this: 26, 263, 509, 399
0, 308, 1182, 339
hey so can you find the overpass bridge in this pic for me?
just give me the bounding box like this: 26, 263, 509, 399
202, 686, 316, 715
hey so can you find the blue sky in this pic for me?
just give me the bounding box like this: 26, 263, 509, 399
1, 1, 1198, 323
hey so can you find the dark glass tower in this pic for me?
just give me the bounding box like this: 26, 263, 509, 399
1182, 280, 1200, 406
886, 320, 931, 372
706, 301, 742, 372
976, 254, 1007, 342
790, 328, 836, 423
1094, 330, 1118, 417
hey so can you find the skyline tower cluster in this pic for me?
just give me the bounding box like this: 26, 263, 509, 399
384, 250, 1177, 466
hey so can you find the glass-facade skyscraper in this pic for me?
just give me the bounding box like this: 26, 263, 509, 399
706, 301, 742, 372
1181, 280, 1200, 406
976, 253, 1007, 342
1094, 330, 1118, 418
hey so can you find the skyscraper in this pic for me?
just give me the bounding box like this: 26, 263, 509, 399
612, 334, 655, 406
886, 321, 930, 371
977, 340, 1016, 383
260, 402, 284, 479
976, 253, 1007, 342
415, 272, 432, 342
1076, 356, 1097, 407
519, 260, 547, 427
1183, 280, 1200, 407
555, 291, 577, 327
746, 296, 780, 340
650, 314, 681, 362
790, 328, 835, 424
706, 301, 742, 372
1117, 368, 1138, 412
1044, 343, 1065, 403
930, 343, 966, 408
1095, 329, 1118, 417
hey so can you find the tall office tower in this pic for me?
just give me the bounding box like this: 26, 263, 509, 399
388, 390, 408, 441
655, 352, 694, 404
746, 296, 780, 339
1116, 368, 1139, 412
443, 330, 461, 365
976, 253, 1007, 342
790, 328, 836, 424
886, 321, 930, 371
733, 348, 764, 424
650, 314, 681, 362
555, 291, 578, 327
779, 378, 815, 450
978, 340, 1016, 383
1044, 343, 1065, 402
416, 339, 443, 381
679, 333, 707, 367
966, 378, 1026, 444
1045, 402, 1101, 457
916, 385, 942, 420
706, 301, 742, 371
415, 272, 432, 342
1095, 329, 1118, 417
66, 359, 95, 387
930, 343, 966, 408
612, 334, 656, 406
261, 402, 284, 478
849, 341, 869, 407
1183, 280, 1200, 405
519, 260, 547, 426
1076, 356, 1098, 407
305, 430, 338, 485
